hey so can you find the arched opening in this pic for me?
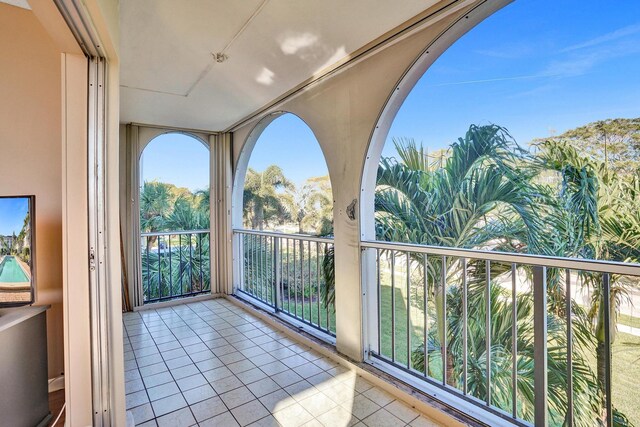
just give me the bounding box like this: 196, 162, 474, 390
361, 1, 640, 425
232, 112, 336, 339
138, 132, 211, 304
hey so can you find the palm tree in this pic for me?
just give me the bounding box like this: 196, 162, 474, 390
140, 181, 174, 250
140, 184, 213, 301
279, 175, 333, 235
334, 124, 621, 425
243, 166, 294, 230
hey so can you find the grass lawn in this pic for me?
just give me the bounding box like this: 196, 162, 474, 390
618, 313, 640, 329
376, 275, 640, 425
281, 297, 336, 334
611, 332, 640, 425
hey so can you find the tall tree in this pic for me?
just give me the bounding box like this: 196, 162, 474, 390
243, 166, 293, 230
541, 118, 640, 176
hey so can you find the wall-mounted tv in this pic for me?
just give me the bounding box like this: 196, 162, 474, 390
0, 196, 35, 307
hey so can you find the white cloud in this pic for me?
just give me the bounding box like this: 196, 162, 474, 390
561, 23, 640, 52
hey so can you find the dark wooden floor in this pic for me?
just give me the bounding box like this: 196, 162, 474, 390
47, 390, 65, 426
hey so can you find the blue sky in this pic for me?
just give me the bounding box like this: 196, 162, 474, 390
383, 0, 640, 158
247, 114, 329, 187
141, 133, 210, 191
145, 0, 640, 189
0, 198, 29, 236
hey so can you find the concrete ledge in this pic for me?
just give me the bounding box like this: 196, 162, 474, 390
132, 293, 222, 312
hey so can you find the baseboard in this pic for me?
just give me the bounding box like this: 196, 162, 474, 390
132, 293, 223, 311
48, 375, 65, 393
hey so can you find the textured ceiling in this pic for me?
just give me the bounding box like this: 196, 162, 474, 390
120, 0, 439, 131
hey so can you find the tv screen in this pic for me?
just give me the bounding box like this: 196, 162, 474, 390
0, 196, 35, 307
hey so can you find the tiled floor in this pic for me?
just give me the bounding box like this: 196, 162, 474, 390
123, 298, 442, 427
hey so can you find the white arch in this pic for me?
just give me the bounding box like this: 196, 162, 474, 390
359, 0, 511, 240
137, 130, 209, 163
231, 111, 333, 231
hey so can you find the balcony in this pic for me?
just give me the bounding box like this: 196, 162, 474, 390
123, 297, 446, 427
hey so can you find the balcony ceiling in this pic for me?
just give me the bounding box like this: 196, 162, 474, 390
120, 0, 439, 131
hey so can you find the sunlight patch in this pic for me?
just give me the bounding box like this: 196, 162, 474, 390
280, 32, 319, 55
256, 67, 275, 86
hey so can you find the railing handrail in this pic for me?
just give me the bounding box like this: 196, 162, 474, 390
233, 228, 334, 244
141, 229, 210, 237
361, 239, 640, 277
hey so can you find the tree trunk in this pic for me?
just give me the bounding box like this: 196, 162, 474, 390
446, 351, 455, 387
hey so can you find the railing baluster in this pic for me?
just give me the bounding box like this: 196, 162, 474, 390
406, 252, 411, 369
316, 241, 321, 327
157, 235, 162, 299
146, 237, 150, 302
189, 234, 192, 294
603, 273, 613, 427
250, 234, 254, 295
486, 259, 491, 405
378, 249, 382, 356
565, 269, 574, 426
462, 258, 468, 394
326, 243, 331, 332
169, 234, 173, 300
275, 237, 281, 310
307, 240, 312, 324
199, 233, 204, 291
179, 234, 183, 294
533, 266, 548, 426
287, 238, 291, 314
294, 239, 298, 317
391, 250, 396, 363
512, 263, 518, 418
302, 240, 306, 321
424, 253, 428, 377
442, 256, 447, 385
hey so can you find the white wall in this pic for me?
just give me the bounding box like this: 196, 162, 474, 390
0, 3, 65, 379
231, 3, 479, 360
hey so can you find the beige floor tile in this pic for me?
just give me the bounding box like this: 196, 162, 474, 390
155, 407, 196, 427
150, 393, 188, 417
247, 414, 280, 427
237, 367, 268, 385
246, 377, 281, 398
284, 380, 320, 402
231, 399, 270, 426
273, 402, 315, 427
385, 400, 420, 423
190, 396, 228, 422
259, 388, 297, 412
301, 419, 324, 427
316, 405, 359, 427
361, 408, 403, 427
342, 395, 380, 420
182, 383, 216, 405
362, 388, 395, 407
272, 369, 304, 388
298, 392, 337, 417
219, 385, 257, 409
210, 373, 244, 394
199, 411, 241, 427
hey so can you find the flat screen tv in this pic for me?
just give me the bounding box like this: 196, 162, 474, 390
0, 196, 35, 307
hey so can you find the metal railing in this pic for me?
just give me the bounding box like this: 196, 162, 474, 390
234, 229, 336, 338
361, 239, 640, 427
141, 230, 211, 303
